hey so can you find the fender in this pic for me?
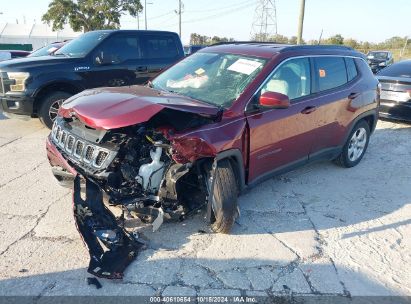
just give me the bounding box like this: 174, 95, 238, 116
203, 149, 245, 223
33, 79, 85, 98
343, 109, 378, 145
215, 149, 246, 191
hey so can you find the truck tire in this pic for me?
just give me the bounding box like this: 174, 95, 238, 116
334, 120, 370, 168
208, 159, 239, 234
38, 91, 72, 129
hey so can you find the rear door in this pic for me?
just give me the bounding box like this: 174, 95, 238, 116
307, 56, 355, 156
246, 57, 316, 183
139, 33, 184, 82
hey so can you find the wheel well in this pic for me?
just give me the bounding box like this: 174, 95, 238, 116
33, 83, 81, 114
362, 115, 376, 133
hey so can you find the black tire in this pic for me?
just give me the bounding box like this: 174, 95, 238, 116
334, 120, 370, 168
208, 159, 239, 234
38, 91, 72, 129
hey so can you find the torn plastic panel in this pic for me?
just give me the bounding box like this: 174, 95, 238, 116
73, 175, 144, 279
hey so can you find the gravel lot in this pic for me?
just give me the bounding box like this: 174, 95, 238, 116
0, 115, 410, 300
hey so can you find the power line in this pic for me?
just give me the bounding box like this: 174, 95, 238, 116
156, 1, 252, 28
184, 0, 253, 13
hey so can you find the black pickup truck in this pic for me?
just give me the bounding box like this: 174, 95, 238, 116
0, 30, 184, 128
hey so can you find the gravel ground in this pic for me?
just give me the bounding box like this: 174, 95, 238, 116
0, 115, 410, 300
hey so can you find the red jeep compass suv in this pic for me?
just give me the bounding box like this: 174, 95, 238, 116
46, 43, 379, 279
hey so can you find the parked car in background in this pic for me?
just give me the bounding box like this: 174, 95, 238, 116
28, 41, 68, 57
367, 51, 394, 73
46, 43, 378, 279
0, 50, 30, 61
0, 30, 184, 128
184, 44, 206, 56
377, 60, 411, 122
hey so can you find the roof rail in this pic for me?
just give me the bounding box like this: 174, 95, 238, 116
210, 41, 291, 46
210, 41, 355, 52
280, 44, 355, 52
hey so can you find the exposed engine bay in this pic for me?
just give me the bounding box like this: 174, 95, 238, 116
49, 110, 217, 279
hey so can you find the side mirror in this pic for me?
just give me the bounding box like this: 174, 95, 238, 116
259, 91, 290, 109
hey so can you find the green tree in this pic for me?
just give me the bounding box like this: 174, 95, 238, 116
42, 0, 143, 32
344, 38, 359, 49
327, 34, 344, 45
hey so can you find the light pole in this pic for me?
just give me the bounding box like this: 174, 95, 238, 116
144, 0, 153, 30
297, 0, 305, 45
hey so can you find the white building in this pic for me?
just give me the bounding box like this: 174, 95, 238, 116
0, 23, 82, 50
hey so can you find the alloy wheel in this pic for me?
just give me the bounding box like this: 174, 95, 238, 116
347, 127, 367, 162
49, 99, 64, 121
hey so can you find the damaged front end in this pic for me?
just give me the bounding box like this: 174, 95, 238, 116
48, 108, 218, 278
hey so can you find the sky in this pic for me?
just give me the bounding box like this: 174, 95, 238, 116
0, 0, 410, 45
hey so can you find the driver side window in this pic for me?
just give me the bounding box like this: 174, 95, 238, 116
95, 34, 142, 64
262, 58, 311, 101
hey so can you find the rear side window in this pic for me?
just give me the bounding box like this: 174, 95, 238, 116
377, 61, 411, 78
345, 58, 358, 81
314, 57, 347, 92
142, 35, 179, 59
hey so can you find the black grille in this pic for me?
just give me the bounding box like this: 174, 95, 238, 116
74, 141, 84, 158
95, 151, 109, 167
60, 132, 67, 145
84, 146, 95, 161
66, 136, 75, 151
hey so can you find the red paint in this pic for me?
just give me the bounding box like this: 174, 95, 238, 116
59, 86, 220, 130
259, 92, 290, 109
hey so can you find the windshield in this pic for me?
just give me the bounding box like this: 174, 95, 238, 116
367, 52, 389, 60
54, 31, 110, 58
29, 44, 59, 57
151, 52, 267, 108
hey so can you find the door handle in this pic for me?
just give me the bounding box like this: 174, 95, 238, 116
348, 92, 360, 100
301, 106, 317, 114
136, 66, 148, 72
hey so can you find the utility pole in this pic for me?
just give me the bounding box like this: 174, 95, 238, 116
175, 0, 183, 38
297, 0, 305, 45
178, 0, 182, 38
144, 0, 148, 30
144, 0, 153, 30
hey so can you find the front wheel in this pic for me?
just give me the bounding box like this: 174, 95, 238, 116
38, 91, 72, 129
206, 159, 239, 234
334, 120, 370, 168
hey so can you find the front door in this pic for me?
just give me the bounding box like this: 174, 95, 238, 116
246, 57, 317, 183
81, 33, 149, 88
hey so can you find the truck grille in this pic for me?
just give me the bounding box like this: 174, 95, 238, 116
51, 121, 117, 170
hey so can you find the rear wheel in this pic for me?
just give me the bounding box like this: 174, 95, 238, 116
38, 91, 72, 129
334, 120, 370, 168
207, 159, 239, 234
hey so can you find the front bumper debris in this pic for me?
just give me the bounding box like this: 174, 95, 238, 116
73, 175, 144, 279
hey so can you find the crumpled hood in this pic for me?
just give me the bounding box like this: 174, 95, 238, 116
60, 86, 220, 129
